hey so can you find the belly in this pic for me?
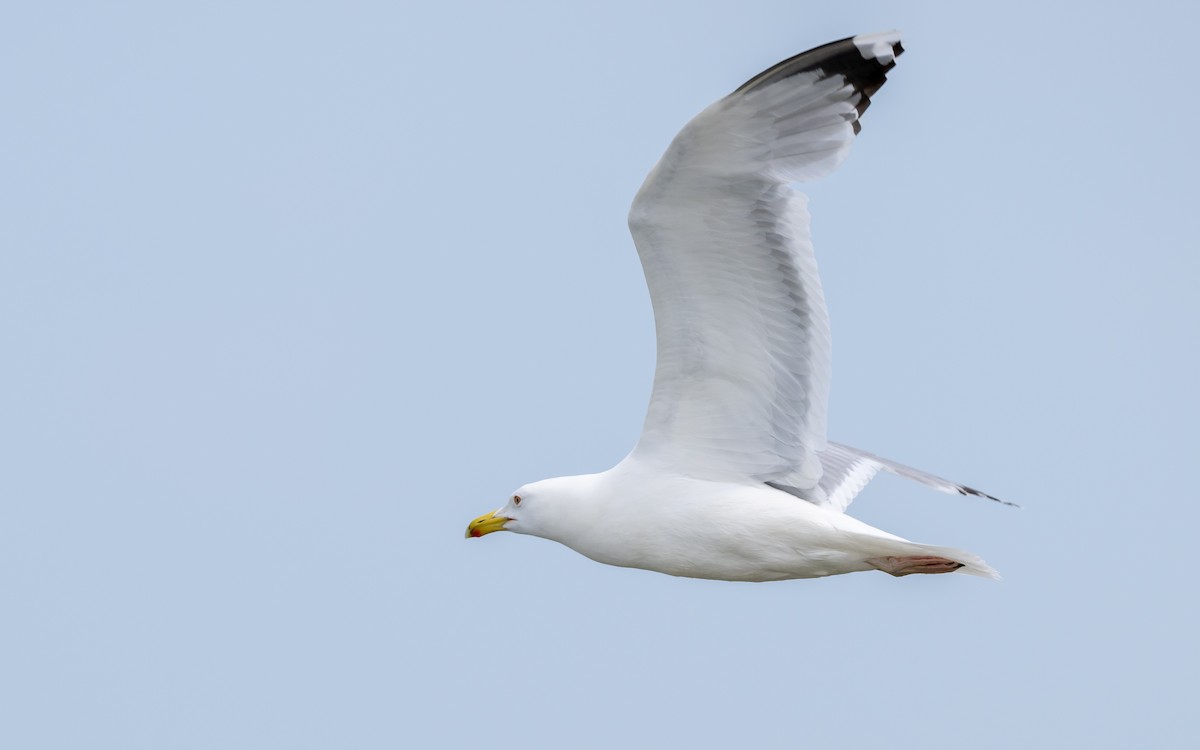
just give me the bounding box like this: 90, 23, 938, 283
564, 486, 877, 582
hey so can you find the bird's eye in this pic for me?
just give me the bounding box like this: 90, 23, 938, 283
513, 495, 522, 506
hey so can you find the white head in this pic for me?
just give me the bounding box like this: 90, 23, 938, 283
465, 474, 600, 543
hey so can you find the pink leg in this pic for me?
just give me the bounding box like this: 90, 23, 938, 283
866, 555, 965, 577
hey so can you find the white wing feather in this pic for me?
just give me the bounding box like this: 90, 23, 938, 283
627, 32, 903, 487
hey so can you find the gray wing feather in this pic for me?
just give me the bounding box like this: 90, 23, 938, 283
771, 442, 1016, 512
629, 32, 904, 487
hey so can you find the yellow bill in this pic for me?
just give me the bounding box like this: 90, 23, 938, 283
465, 510, 508, 538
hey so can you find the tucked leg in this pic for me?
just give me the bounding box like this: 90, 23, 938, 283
866, 555, 965, 577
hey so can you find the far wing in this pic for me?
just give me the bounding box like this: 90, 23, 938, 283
628, 33, 904, 487
771, 442, 1017, 512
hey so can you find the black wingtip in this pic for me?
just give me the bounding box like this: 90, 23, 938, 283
732, 33, 903, 99
959, 485, 1021, 509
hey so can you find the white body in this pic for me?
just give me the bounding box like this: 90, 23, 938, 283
511, 463, 997, 581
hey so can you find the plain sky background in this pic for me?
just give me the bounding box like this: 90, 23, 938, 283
3, 1, 1198, 748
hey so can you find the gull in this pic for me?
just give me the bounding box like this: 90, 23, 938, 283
466, 32, 1012, 581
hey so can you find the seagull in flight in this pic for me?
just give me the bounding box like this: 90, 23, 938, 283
467, 32, 1012, 581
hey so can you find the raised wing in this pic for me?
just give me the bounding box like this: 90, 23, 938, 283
627, 32, 903, 487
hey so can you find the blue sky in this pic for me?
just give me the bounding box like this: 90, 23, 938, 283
3, 1, 1198, 748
